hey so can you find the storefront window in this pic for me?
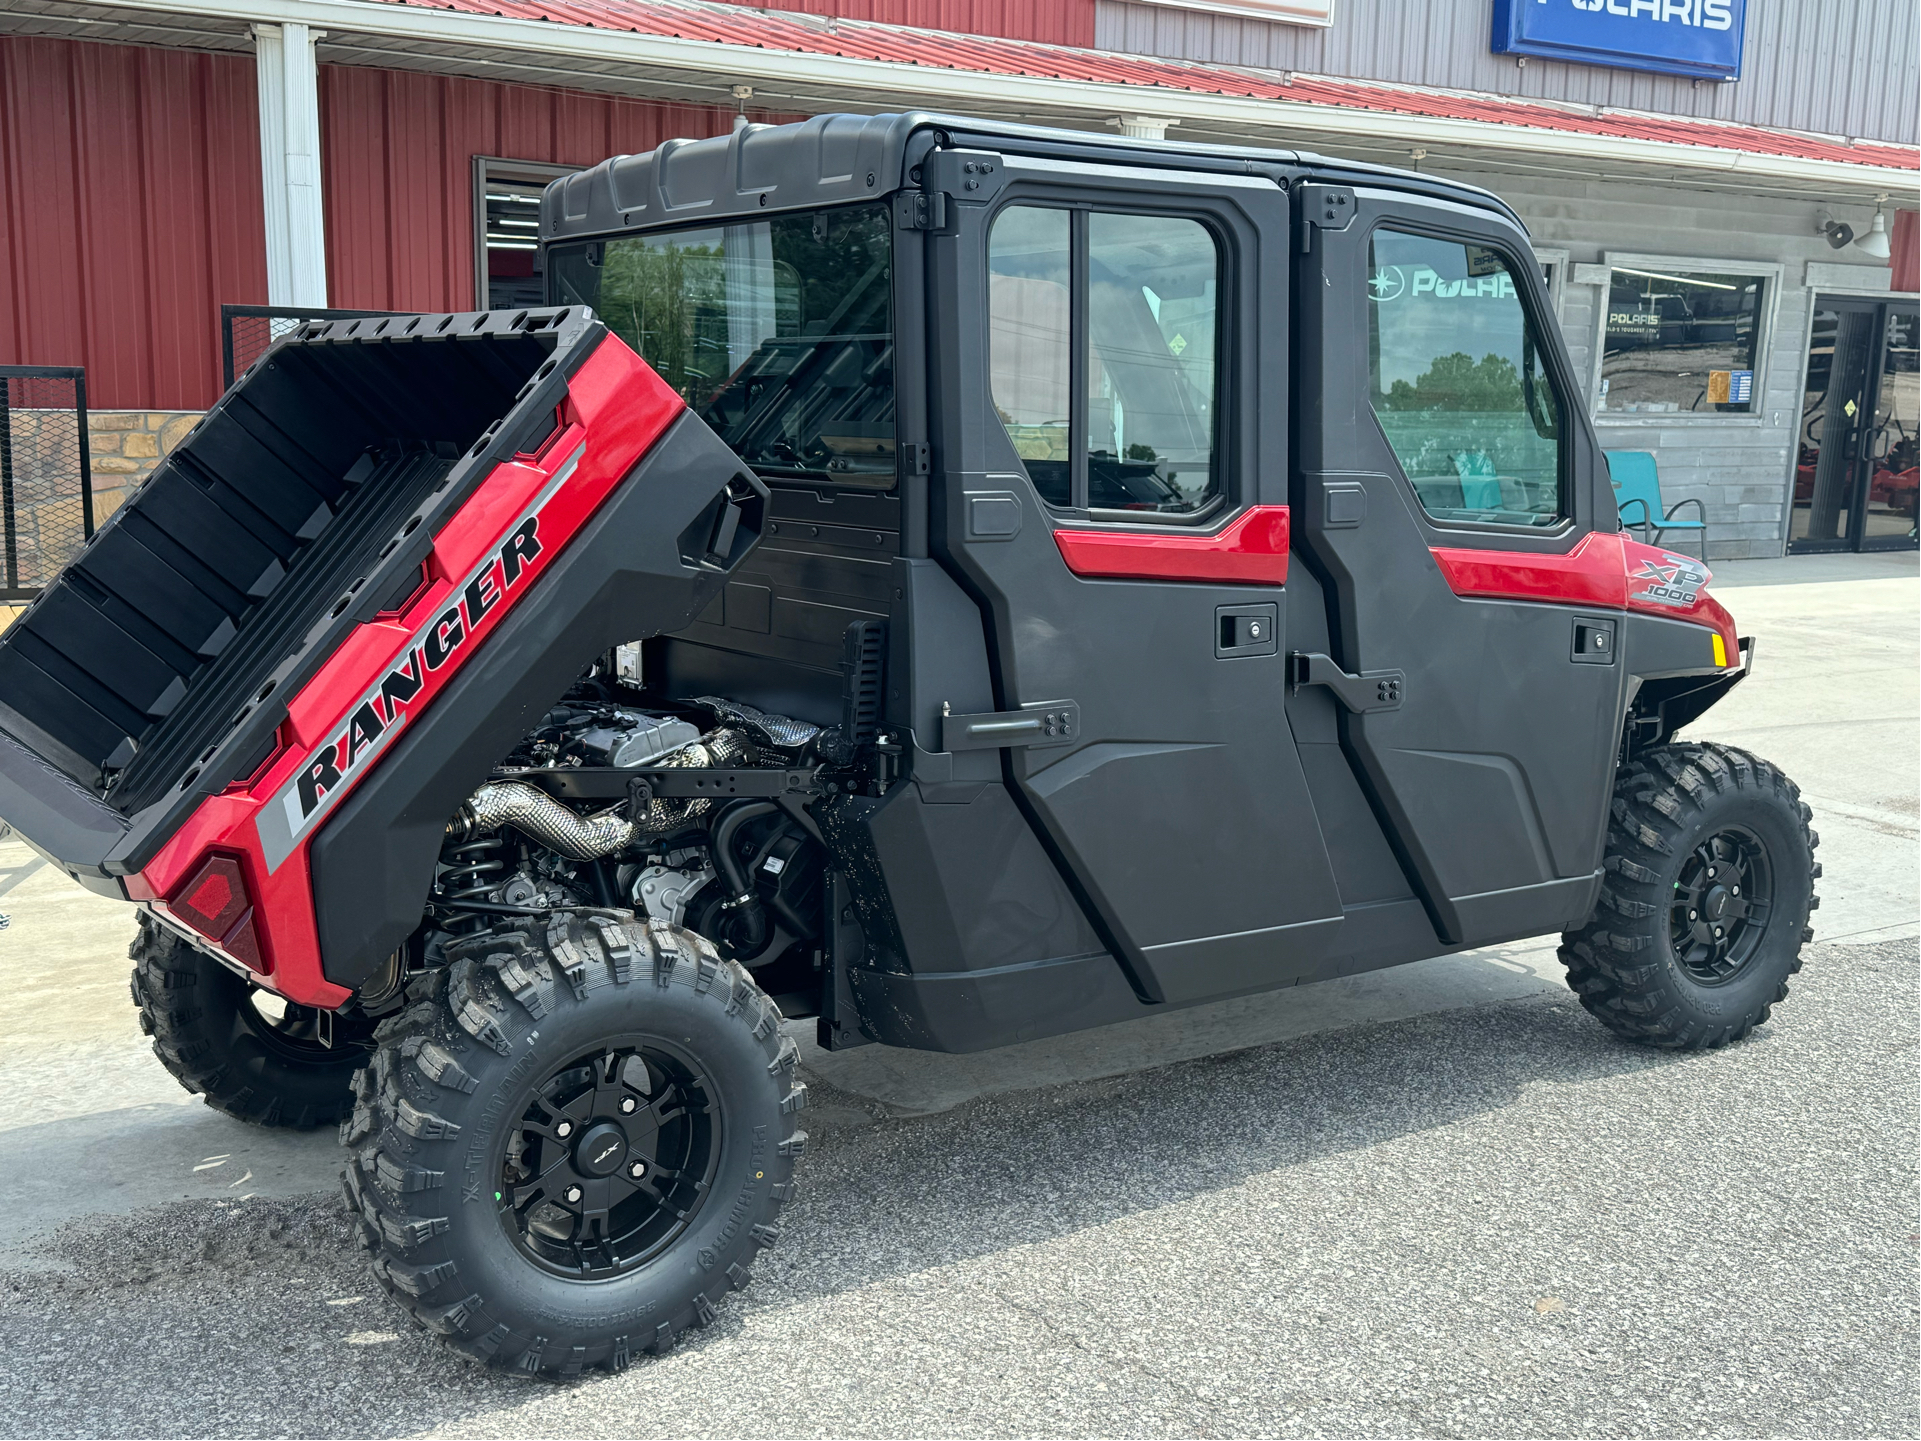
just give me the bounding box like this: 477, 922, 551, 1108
1599, 266, 1766, 415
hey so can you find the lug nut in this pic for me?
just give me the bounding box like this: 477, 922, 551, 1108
1707, 867, 1716, 878
555, 1120, 574, 1139
1713, 927, 1723, 938
628, 1160, 647, 1180
1689, 909, 1698, 921
564, 1185, 583, 1204
619, 1096, 638, 1114
1731, 886, 1740, 896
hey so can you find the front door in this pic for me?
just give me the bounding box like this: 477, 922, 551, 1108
1292, 185, 1626, 948
923, 151, 1344, 1006
1790, 298, 1920, 553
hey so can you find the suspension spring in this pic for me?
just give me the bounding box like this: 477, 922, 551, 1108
438, 835, 507, 934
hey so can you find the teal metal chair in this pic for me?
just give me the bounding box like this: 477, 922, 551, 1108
1605, 450, 1706, 552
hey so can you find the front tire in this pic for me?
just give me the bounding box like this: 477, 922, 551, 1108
1560, 742, 1820, 1050
341, 913, 805, 1376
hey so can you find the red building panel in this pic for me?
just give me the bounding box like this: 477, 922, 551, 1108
0, 36, 267, 410
320, 67, 755, 313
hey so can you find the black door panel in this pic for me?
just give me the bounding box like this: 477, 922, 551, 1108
1293, 188, 1624, 948
924, 161, 1346, 1005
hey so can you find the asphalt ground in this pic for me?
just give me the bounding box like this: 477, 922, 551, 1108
0, 551, 1914, 1437
0, 937, 1914, 1439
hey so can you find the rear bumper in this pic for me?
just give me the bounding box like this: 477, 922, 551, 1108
0, 730, 129, 894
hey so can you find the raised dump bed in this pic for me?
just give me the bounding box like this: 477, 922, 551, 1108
0, 307, 757, 912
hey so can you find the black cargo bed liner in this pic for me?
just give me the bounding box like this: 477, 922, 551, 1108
0, 308, 606, 876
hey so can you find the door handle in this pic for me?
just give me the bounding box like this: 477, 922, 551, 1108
1288, 652, 1404, 712
940, 699, 1080, 751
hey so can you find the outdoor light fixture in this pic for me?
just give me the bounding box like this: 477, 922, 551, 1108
1815, 198, 1895, 258
1854, 195, 1893, 260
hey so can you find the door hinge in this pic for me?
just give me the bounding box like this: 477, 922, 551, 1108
895, 191, 948, 231
1289, 652, 1403, 712
1297, 184, 1356, 252
903, 441, 931, 476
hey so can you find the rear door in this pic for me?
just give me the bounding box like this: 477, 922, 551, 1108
1293, 184, 1626, 947
923, 151, 1342, 1006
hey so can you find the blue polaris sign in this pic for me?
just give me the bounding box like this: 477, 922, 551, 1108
1491, 0, 1747, 81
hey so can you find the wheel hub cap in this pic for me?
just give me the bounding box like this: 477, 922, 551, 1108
574, 1120, 629, 1177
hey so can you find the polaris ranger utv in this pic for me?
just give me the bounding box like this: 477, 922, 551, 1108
0, 113, 1816, 1374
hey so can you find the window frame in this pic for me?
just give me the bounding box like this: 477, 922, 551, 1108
985, 194, 1234, 526
1586, 251, 1784, 425
473, 157, 578, 312
1361, 217, 1578, 537
1531, 245, 1569, 322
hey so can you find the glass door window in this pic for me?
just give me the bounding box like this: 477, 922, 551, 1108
1865, 309, 1918, 546
1790, 299, 1920, 553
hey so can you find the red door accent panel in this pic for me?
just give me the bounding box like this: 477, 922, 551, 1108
1430, 530, 1629, 607
1054, 505, 1290, 585
1432, 530, 1739, 658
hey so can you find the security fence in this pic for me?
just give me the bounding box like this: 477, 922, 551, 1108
220, 305, 396, 389
0, 367, 92, 602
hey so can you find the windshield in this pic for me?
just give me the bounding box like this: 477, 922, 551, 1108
549, 204, 895, 488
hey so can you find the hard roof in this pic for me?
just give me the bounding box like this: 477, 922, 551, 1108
541, 110, 1526, 244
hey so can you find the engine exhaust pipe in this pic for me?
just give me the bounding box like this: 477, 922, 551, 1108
453, 782, 636, 860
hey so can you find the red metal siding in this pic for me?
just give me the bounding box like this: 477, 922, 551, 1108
1893, 210, 1918, 294
744, 0, 1093, 46
0, 36, 266, 410
320, 67, 759, 313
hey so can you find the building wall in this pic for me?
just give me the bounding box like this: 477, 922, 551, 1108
0, 36, 267, 411
1442, 168, 1903, 558
1098, 0, 1920, 146
319, 67, 758, 312
749, 0, 1093, 44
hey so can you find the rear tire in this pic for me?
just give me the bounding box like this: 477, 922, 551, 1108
1560, 742, 1819, 1050
129, 914, 368, 1129
340, 912, 805, 1376
129, 911, 369, 1128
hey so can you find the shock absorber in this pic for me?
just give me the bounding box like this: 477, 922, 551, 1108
438, 834, 506, 933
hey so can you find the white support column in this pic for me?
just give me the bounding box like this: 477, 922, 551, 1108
252, 22, 328, 307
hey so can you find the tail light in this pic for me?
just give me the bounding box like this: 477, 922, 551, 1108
164, 854, 268, 974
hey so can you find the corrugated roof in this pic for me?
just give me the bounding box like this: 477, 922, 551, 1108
366, 0, 1917, 171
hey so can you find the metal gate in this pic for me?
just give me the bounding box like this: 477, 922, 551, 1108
0, 366, 92, 602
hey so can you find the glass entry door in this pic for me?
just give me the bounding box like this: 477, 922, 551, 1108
1790, 298, 1920, 552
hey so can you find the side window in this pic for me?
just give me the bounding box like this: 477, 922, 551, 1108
988, 205, 1222, 517
1367, 229, 1566, 528
988, 207, 1072, 506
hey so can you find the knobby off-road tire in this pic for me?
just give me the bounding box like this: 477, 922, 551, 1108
1560, 742, 1820, 1050
340, 912, 806, 1377
129, 911, 366, 1128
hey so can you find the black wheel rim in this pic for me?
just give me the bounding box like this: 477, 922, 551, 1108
236, 985, 371, 1063
498, 1041, 720, 1279
1670, 826, 1774, 984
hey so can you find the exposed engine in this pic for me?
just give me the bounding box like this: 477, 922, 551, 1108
420, 681, 839, 1006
